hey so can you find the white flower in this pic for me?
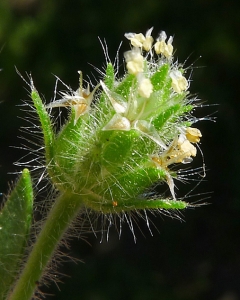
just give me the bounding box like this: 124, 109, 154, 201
154, 31, 173, 58
100, 80, 167, 149
169, 70, 188, 93
125, 27, 154, 51
46, 71, 99, 125
137, 76, 153, 98
124, 47, 144, 75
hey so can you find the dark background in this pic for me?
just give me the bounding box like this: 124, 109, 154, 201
0, 0, 239, 299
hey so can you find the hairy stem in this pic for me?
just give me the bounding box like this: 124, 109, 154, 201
8, 192, 83, 300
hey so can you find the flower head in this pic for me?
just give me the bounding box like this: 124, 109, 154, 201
154, 31, 173, 58
33, 28, 204, 228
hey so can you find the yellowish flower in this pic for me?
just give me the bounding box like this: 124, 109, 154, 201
125, 27, 154, 51
124, 47, 144, 75
169, 70, 188, 93
151, 130, 201, 199
137, 76, 153, 98
185, 127, 202, 143
162, 134, 197, 166
154, 31, 173, 58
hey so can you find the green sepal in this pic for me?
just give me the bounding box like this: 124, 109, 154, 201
100, 198, 188, 212
0, 169, 33, 298
52, 110, 107, 191
31, 89, 55, 166
99, 128, 156, 168
152, 102, 193, 132
151, 63, 170, 92
114, 73, 135, 99
98, 63, 115, 116
31, 89, 67, 187
51, 111, 84, 189
95, 166, 167, 203
153, 104, 182, 130
100, 130, 135, 167
104, 63, 115, 90
79, 165, 172, 213
81, 188, 188, 212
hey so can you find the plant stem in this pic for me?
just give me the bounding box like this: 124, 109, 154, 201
8, 192, 83, 300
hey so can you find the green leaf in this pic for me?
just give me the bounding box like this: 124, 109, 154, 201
0, 169, 33, 298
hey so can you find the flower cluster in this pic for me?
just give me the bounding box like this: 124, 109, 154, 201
43, 27, 202, 213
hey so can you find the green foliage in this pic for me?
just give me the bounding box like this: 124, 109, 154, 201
0, 169, 33, 299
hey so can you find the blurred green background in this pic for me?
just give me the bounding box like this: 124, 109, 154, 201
0, 0, 239, 299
